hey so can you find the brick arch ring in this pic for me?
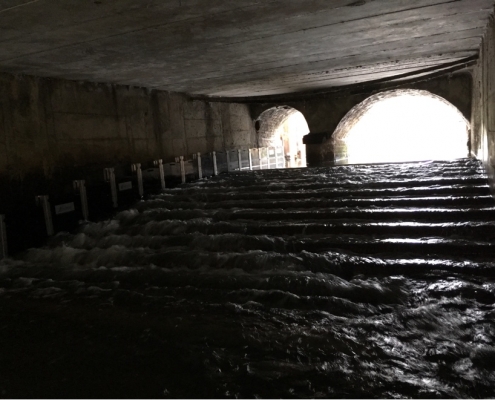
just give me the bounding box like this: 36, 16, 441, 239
255, 106, 307, 147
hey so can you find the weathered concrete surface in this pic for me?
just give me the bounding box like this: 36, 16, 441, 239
0, 72, 256, 213
471, 15, 495, 189
0, 0, 492, 98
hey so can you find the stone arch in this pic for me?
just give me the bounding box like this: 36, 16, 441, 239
332, 89, 470, 164
255, 106, 309, 167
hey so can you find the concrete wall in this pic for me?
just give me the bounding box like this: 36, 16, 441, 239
471, 17, 495, 184
0, 72, 256, 212
250, 73, 473, 166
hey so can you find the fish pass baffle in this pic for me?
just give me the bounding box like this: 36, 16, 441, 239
193, 152, 205, 179
212, 151, 218, 176
35, 195, 55, 237
131, 163, 144, 198
73, 180, 89, 221
175, 156, 186, 184
153, 159, 166, 190
104, 168, 118, 208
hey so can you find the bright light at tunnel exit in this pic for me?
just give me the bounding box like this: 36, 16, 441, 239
344, 95, 469, 164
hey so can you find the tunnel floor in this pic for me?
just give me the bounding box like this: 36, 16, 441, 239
1, 158, 495, 398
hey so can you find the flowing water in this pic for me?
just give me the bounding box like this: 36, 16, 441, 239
1, 158, 495, 398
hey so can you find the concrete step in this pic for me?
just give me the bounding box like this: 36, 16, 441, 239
56, 231, 495, 260
111, 217, 495, 240
135, 206, 495, 223
157, 184, 492, 202
175, 176, 489, 192
139, 195, 495, 211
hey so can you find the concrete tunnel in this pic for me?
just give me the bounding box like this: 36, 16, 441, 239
1, 1, 495, 397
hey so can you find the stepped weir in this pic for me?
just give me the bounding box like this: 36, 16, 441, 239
1, 158, 495, 397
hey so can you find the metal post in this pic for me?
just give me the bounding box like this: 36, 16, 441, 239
153, 159, 166, 190
285, 154, 291, 169
265, 148, 269, 170
131, 163, 144, 198
35, 195, 54, 237
175, 157, 180, 178
0, 214, 7, 260
279, 147, 286, 169
212, 151, 218, 176
196, 153, 203, 179
259, 148, 264, 170
270, 147, 277, 169
104, 168, 118, 208
237, 149, 243, 171
73, 180, 89, 221
226, 150, 231, 172
248, 149, 253, 171
179, 156, 186, 183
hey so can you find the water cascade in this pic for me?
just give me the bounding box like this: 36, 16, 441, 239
0, 158, 494, 397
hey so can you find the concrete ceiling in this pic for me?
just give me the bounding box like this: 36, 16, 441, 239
0, 0, 494, 98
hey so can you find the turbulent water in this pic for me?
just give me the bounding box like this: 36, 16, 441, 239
1, 158, 495, 398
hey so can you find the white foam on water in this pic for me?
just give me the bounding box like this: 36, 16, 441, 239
1, 158, 494, 397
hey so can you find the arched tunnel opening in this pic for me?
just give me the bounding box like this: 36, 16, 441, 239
333, 89, 470, 165
255, 106, 309, 168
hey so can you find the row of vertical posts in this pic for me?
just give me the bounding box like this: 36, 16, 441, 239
151, 147, 284, 191
0, 148, 283, 259
171, 151, 224, 184
169, 147, 285, 182
31, 183, 90, 247
172, 147, 284, 184
0, 159, 168, 257
102, 159, 165, 209
34, 159, 166, 242
222, 147, 284, 172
